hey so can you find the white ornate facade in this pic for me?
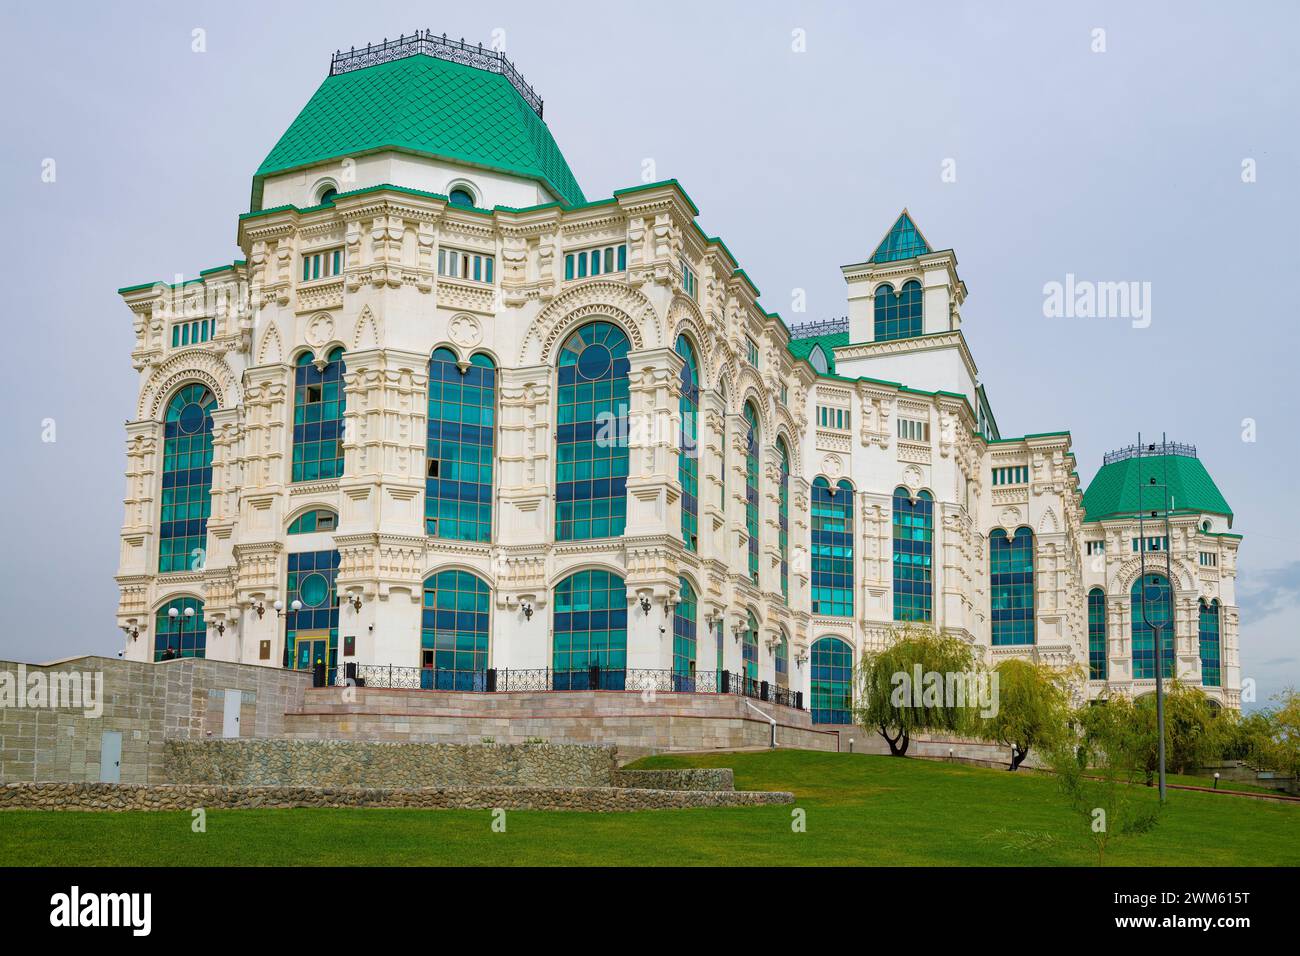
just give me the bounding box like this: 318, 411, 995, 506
113, 36, 1241, 717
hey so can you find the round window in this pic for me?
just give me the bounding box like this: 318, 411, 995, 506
177, 402, 206, 434
576, 343, 612, 380
449, 187, 475, 208
319, 187, 337, 204
299, 572, 330, 608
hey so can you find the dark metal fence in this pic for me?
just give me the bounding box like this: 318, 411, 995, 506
334, 663, 805, 711
1103, 441, 1197, 464
788, 316, 848, 339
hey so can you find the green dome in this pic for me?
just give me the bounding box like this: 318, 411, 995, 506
1082, 449, 1232, 524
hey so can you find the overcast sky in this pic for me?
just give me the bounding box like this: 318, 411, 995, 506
1, 1, 1295, 707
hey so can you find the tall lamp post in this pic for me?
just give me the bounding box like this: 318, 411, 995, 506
274, 599, 303, 670
165, 605, 195, 658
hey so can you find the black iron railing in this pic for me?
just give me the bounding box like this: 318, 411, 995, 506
333, 663, 805, 711
1103, 441, 1197, 465
329, 30, 544, 118
788, 316, 848, 339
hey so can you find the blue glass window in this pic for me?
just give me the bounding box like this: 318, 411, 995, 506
153, 596, 205, 661
673, 577, 697, 688
869, 212, 931, 264
991, 528, 1035, 646
285, 549, 340, 678
743, 610, 759, 685
287, 509, 337, 535
1199, 599, 1221, 687
744, 403, 760, 586
777, 438, 791, 601
426, 348, 495, 541
553, 569, 627, 689
812, 477, 854, 617
811, 636, 853, 724
873, 280, 923, 342
159, 384, 216, 573
1088, 588, 1107, 679
448, 188, 474, 208
292, 348, 346, 482
421, 570, 490, 690
556, 323, 630, 541
775, 631, 789, 686
1131, 573, 1173, 680
892, 488, 933, 622
676, 335, 700, 552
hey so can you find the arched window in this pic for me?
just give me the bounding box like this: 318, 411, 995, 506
154, 597, 204, 661
285, 549, 340, 682
811, 636, 853, 724
448, 187, 475, 208
812, 477, 854, 616
427, 348, 495, 542
676, 335, 699, 552
777, 438, 791, 600
990, 527, 1035, 645
318, 186, 338, 205
673, 577, 697, 689
287, 509, 337, 535
553, 569, 627, 689
873, 280, 923, 342
743, 610, 760, 687
808, 344, 829, 375
292, 347, 346, 482
421, 570, 490, 690
556, 322, 630, 541
717, 380, 728, 510
744, 402, 760, 585
1131, 573, 1173, 680
1199, 599, 1221, 687
1088, 588, 1107, 679
775, 630, 789, 687
159, 384, 216, 573
892, 487, 933, 622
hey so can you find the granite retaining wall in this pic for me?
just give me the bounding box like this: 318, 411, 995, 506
611, 768, 734, 792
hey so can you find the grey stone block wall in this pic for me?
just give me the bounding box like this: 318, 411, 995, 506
612, 768, 734, 792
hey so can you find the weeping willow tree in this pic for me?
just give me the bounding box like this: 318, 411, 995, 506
979, 658, 1077, 770
855, 627, 980, 756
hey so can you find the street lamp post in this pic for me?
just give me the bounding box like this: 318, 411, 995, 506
165, 605, 195, 659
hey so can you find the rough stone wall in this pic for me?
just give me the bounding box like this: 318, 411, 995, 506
165, 739, 616, 788
612, 768, 734, 792
0, 782, 793, 812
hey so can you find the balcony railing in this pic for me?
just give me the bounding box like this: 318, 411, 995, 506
788, 316, 848, 339
328, 663, 805, 711
1103, 441, 1197, 465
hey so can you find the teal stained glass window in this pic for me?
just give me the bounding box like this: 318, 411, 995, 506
1199, 599, 1221, 687
1131, 573, 1173, 680
777, 438, 790, 601
421, 570, 490, 690
892, 487, 933, 622
159, 384, 216, 573
556, 322, 630, 541
553, 569, 627, 689
874, 280, 923, 342
811, 636, 853, 724
284, 549, 339, 679
288, 509, 337, 535
743, 610, 759, 684
991, 528, 1035, 646
426, 348, 495, 541
676, 335, 699, 552
292, 348, 345, 482
154, 596, 205, 661
869, 212, 931, 264
673, 576, 697, 687
744, 403, 760, 586
1088, 588, 1108, 679
812, 477, 854, 617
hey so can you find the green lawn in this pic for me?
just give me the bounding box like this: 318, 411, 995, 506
1164, 771, 1285, 795
3, 750, 1296, 866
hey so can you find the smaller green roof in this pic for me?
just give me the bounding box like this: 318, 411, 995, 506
870, 210, 932, 263
1082, 452, 1232, 524
787, 332, 849, 374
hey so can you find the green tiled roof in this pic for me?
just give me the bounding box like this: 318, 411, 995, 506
787, 332, 849, 374
870, 210, 931, 263
1082, 454, 1232, 523
252, 54, 585, 210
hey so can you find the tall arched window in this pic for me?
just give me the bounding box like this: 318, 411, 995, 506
676, 335, 699, 552
743, 609, 760, 687
556, 322, 630, 541
990, 527, 1035, 645
892, 487, 933, 622
673, 576, 697, 689
154, 596, 205, 661
777, 437, 791, 601
1199, 598, 1221, 687
292, 347, 346, 482
426, 348, 495, 542
1088, 588, 1108, 679
421, 570, 490, 690
812, 477, 854, 617
159, 384, 216, 573
775, 630, 789, 687
553, 569, 627, 689
873, 280, 923, 341
744, 402, 760, 585
811, 636, 853, 724
285, 548, 340, 683
1131, 573, 1173, 680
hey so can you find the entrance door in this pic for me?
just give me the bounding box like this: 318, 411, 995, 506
222, 689, 242, 738
99, 731, 122, 783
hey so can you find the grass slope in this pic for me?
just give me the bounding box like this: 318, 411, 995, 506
2, 750, 1296, 866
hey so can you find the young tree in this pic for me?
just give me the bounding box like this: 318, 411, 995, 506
979, 658, 1076, 770
855, 627, 979, 756
1254, 688, 1300, 782
1130, 681, 1221, 778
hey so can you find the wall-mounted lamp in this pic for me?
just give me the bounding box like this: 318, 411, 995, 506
639, 595, 652, 616
124, 625, 140, 642
348, 594, 363, 613
521, 600, 534, 621
795, 654, 808, 669
213, 620, 227, 637
254, 601, 267, 619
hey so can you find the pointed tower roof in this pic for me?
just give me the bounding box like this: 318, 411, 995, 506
869, 210, 932, 264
